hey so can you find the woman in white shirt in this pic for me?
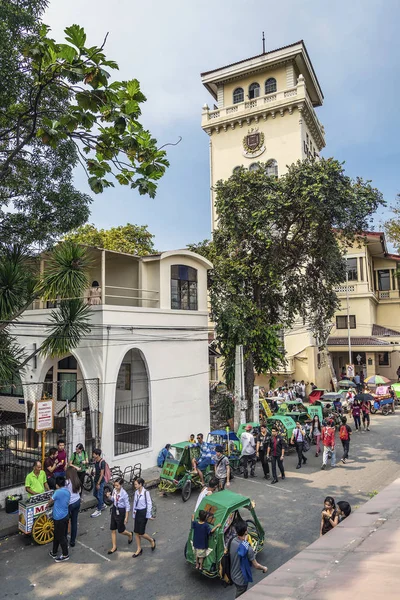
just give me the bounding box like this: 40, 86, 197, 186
65, 466, 81, 547
132, 477, 156, 558
106, 477, 133, 554
290, 422, 307, 469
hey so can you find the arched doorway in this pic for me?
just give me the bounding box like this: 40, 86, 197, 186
114, 349, 150, 456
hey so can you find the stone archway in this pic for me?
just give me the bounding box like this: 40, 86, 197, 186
114, 349, 150, 456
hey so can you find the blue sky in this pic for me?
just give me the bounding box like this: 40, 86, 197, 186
45, 0, 400, 251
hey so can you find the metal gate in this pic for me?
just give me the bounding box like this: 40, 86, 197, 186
0, 378, 99, 491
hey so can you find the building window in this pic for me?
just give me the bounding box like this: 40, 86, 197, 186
0, 374, 23, 397
233, 166, 242, 173
171, 265, 198, 310
336, 315, 356, 329
266, 159, 278, 177
265, 78, 277, 94
249, 162, 260, 171
233, 87, 244, 104
378, 352, 390, 367
378, 269, 390, 291
346, 258, 358, 281
58, 356, 77, 370
248, 83, 260, 99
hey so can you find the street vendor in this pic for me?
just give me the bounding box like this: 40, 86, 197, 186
25, 460, 49, 497
190, 433, 216, 485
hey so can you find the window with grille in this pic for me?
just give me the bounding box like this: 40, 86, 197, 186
336, 315, 356, 329
171, 265, 198, 310
346, 258, 358, 281
265, 78, 277, 94
378, 352, 390, 366
233, 87, 244, 104
249, 162, 260, 171
266, 159, 278, 177
249, 83, 260, 99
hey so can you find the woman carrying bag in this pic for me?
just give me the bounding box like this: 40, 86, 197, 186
106, 477, 133, 554
132, 477, 156, 558
69, 443, 89, 491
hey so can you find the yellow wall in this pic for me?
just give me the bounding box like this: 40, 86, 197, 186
332, 297, 377, 338
223, 66, 288, 105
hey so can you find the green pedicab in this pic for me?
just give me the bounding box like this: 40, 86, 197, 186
185, 489, 265, 579
266, 415, 296, 445
158, 442, 212, 502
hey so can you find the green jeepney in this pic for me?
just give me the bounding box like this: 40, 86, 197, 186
185, 489, 265, 578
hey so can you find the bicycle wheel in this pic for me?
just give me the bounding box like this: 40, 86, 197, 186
83, 472, 93, 492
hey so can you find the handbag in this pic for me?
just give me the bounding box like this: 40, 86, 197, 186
302, 438, 310, 452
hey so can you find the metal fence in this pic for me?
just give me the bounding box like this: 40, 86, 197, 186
0, 378, 99, 491
114, 402, 149, 456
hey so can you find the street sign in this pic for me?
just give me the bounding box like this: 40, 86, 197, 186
35, 399, 54, 432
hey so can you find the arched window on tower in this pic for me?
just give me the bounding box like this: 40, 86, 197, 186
266, 159, 278, 177
265, 78, 277, 94
248, 83, 260, 99
249, 163, 260, 171
233, 87, 244, 104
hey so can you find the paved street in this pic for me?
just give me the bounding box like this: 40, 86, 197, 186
1, 412, 400, 600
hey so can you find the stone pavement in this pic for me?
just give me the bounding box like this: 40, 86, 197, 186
0, 465, 160, 539
243, 476, 400, 600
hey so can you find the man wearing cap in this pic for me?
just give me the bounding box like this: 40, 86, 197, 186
240, 425, 256, 479
214, 445, 230, 490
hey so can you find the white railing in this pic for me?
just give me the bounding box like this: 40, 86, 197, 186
334, 285, 356, 293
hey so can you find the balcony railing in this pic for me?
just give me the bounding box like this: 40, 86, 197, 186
333, 283, 400, 301
29, 286, 160, 310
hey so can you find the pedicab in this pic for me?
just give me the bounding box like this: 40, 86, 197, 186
390, 383, 400, 407
370, 394, 394, 415
236, 422, 260, 440
184, 489, 265, 579
18, 490, 54, 544
308, 388, 326, 404
266, 415, 296, 447
158, 442, 212, 502
207, 430, 241, 472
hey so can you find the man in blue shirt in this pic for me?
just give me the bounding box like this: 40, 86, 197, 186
48, 476, 70, 562
190, 433, 216, 485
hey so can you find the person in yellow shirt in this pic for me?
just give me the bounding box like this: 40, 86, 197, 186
25, 460, 49, 497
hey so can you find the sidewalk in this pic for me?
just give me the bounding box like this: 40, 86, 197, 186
244, 477, 400, 600
0, 465, 160, 539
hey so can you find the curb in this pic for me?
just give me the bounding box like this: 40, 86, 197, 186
0, 476, 160, 540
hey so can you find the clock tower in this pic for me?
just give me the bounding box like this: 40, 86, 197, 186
201, 40, 326, 231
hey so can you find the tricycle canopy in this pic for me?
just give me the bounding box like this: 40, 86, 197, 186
236, 422, 260, 438
185, 490, 265, 578
266, 415, 295, 442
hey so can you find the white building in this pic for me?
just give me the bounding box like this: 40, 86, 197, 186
4, 246, 212, 478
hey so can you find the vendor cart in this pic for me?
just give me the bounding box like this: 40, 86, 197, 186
18, 491, 54, 544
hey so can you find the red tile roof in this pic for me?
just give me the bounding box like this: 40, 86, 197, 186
327, 337, 391, 347
372, 325, 400, 337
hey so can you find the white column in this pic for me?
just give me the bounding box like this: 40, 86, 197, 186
101, 250, 105, 304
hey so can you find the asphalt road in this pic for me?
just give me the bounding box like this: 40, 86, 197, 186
1, 412, 400, 600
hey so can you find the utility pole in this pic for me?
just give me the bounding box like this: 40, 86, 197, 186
234, 345, 246, 428
345, 268, 352, 372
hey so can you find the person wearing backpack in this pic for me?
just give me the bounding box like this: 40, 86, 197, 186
157, 444, 173, 468
339, 417, 352, 464
321, 419, 336, 470
229, 521, 268, 597
91, 448, 106, 518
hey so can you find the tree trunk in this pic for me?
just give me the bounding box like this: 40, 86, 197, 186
244, 352, 255, 422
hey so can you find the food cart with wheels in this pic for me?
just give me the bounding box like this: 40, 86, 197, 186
18, 490, 54, 544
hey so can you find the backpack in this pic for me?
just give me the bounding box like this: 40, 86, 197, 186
157, 448, 167, 468
219, 537, 234, 586
103, 460, 111, 483
339, 425, 349, 441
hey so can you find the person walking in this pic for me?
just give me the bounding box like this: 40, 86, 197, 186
194, 477, 218, 511
354, 372, 361, 393
397, 365, 400, 382
68, 443, 89, 491
65, 466, 81, 547
91, 448, 106, 518
256, 424, 270, 480
48, 476, 70, 562
339, 417, 352, 464
320, 496, 339, 536
229, 521, 268, 597
131, 477, 156, 558
311, 415, 322, 457
240, 425, 256, 479
321, 419, 336, 470
266, 426, 285, 484
44, 447, 58, 490
106, 477, 133, 554
351, 399, 361, 431
290, 421, 307, 469
361, 398, 371, 431
214, 446, 230, 490
25, 460, 49, 497
54, 439, 67, 479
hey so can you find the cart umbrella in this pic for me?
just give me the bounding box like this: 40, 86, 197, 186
364, 375, 391, 385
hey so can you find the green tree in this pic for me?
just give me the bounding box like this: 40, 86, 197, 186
0, 0, 92, 245
0, 242, 91, 381
385, 194, 400, 252
64, 223, 155, 256
0, 1, 169, 246
191, 159, 384, 415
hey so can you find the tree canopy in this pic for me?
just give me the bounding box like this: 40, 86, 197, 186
191, 158, 384, 411
0, 0, 169, 246
64, 223, 155, 256
385, 194, 400, 252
